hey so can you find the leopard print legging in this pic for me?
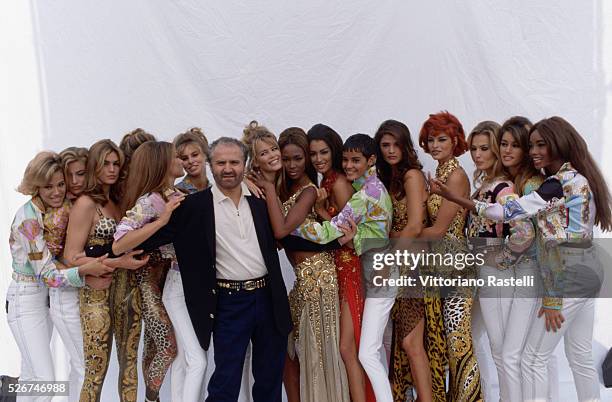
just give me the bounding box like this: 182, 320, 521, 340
138, 257, 177, 400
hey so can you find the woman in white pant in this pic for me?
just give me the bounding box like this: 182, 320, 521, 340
431, 116, 612, 402
7, 151, 115, 402
465, 119, 559, 402
465, 120, 517, 401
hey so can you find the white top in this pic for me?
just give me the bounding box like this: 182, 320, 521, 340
212, 182, 268, 280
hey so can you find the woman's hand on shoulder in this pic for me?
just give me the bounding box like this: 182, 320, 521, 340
159, 194, 185, 225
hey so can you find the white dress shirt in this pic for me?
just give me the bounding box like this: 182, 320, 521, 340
212, 182, 268, 280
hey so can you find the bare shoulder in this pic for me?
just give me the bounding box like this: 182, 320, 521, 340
72, 195, 96, 212
403, 169, 425, 183
332, 173, 352, 190
447, 166, 469, 186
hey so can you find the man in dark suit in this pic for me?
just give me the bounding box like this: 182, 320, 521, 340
138, 137, 291, 402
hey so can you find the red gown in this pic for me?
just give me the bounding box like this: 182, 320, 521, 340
321, 170, 376, 402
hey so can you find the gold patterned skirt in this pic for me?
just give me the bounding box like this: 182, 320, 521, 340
288, 251, 350, 402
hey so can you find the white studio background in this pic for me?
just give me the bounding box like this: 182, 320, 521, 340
1, 1, 612, 401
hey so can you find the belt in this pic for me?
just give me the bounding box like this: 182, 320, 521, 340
12, 272, 38, 283
217, 275, 267, 291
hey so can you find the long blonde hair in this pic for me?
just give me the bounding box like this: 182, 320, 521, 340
240, 120, 277, 171
467, 121, 505, 189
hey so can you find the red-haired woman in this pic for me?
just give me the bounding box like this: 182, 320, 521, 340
431, 116, 610, 402
418, 111, 482, 401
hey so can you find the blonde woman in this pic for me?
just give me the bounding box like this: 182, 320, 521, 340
7, 151, 116, 402
60, 147, 88, 200
174, 127, 210, 193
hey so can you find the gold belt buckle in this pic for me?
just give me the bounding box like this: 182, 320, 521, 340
243, 280, 257, 291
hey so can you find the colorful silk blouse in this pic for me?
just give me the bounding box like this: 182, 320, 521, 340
291, 167, 393, 256
9, 198, 84, 287
175, 177, 208, 194
468, 178, 535, 269
114, 190, 182, 270
474, 163, 595, 309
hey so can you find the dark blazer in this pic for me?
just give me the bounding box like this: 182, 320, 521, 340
139, 187, 292, 350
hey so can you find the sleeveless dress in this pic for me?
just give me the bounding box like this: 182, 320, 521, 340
389, 194, 432, 401
79, 207, 141, 402
321, 171, 375, 402
425, 157, 482, 402
283, 183, 350, 402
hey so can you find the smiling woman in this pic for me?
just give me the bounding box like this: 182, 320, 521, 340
174, 127, 210, 193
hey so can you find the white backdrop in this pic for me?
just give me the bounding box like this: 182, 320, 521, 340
1, 1, 612, 401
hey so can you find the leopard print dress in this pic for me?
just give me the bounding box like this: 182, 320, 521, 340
425, 158, 483, 402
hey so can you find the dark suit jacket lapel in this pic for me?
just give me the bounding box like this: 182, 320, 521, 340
246, 195, 271, 265
203, 190, 216, 261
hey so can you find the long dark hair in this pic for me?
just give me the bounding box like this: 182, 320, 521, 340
498, 116, 540, 195
374, 119, 422, 199
278, 127, 318, 201
306, 124, 344, 173
531, 117, 612, 231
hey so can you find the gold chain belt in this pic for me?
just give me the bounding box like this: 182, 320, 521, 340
217, 275, 267, 291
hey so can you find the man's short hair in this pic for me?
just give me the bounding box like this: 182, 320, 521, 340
208, 137, 249, 163
343, 133, 376, 158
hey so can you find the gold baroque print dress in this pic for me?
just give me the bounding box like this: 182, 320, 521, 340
283, 183, 350, 402
425, 157, 482, 402
79, 207, 142, 402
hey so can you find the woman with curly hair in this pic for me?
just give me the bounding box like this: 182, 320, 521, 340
418, 111, 482, 402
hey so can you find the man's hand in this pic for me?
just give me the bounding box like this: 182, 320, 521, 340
114, 250, 149, 270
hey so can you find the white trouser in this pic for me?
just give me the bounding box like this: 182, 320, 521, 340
521, 244, 602, 402
48, 287, 84, 402
6, 280, 54, 402
163, 269, 207, 402
163, 269, 253, 402
479, 261, 559, 402
521, 297, 598, 402
478, 264, 514, 401
358, 296, 396, 402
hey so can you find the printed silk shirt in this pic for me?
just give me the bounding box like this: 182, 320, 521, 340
9, 198, 84, 287
114, 190, 182, 270
291, 167, 393, 256
475, 163, 595, 309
